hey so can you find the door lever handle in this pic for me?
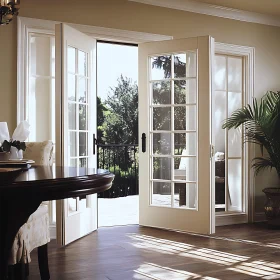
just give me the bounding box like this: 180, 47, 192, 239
142, 133, 146, 153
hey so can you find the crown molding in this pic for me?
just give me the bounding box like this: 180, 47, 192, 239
128, 0, 280, 27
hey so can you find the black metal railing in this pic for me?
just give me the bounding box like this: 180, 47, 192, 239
97, 144, 139, 198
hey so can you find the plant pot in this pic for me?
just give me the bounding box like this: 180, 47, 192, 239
263, 188, 280, 227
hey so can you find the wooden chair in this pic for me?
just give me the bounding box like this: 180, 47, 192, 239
8, 141, 53, 280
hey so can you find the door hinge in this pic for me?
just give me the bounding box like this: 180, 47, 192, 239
210, 144, 215, 159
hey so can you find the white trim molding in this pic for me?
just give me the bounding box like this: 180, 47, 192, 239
215, 42, 255, 225
254, 212, 266, 223
216, 213, 248, 227
129, 0, 280, 27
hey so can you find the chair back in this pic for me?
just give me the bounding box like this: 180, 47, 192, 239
23, 141, 54, 166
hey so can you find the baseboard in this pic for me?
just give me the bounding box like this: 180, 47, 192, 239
254, 212, 267, 222
50, 225, 56, 240
216, 213, 248, 226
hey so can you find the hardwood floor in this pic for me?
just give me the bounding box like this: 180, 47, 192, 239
29, 223, 280, 279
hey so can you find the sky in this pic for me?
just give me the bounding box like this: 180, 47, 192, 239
97, 42, 138, 101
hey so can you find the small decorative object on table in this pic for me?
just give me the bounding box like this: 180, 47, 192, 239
0, 121, 30, 160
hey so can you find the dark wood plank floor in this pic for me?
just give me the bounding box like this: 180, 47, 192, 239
29, 223, 280, 279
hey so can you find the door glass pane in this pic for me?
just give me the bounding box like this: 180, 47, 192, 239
228, 92, 242, 157
68, 74, 76, 101
79, 104, 87, 130
213, 91, 226, 154
28, 78, 52, 142
174, 53, 186, 78
186, 52, 197, 78
79, 132, 87, 156
68, 46, 76, 73
174, 157, 196, 181
153, 157, 171, 180
30, 36, 51, 76
174, 133, 196, 156
68, 103, 76, 130
152, 182, 171, 207
79, 158, 88, 168
174, 79, 196, 104
152, 81, 171, 104
153, 107, 171, 131
78, 50, 87, 76
228, 92, 242, 115
78, 77, 87, 103
228, 57, 242, 92
149, 51, 198, 210
151, 56, 171, 80
214, 55, 226, 91
228, 129, 242, 158
153, 133, 171, 155
174, 106, 196, 131
70, 159, 76, 167
69, 132, 77, 157
174, 183, 197, 209
228, 159, 242, 212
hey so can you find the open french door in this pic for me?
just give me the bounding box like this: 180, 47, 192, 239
55, 23, 97, 246
139, 36, 215, 234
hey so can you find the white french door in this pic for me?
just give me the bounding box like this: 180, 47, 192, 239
139, 36, 215, 234
55, 23, 97, 246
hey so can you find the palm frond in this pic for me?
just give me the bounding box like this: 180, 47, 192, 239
223, 91, 280, 177
252, 157, 275, 175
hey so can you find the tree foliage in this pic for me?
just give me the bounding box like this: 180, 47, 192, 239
101, 75, 138, 144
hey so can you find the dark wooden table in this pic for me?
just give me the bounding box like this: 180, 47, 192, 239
0, 166, 114, 280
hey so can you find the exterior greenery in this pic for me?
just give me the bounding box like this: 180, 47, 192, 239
98, 56, 187, 198
223, 91, 280, 177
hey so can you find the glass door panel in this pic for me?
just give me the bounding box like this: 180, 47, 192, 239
214, 54, 244, 213
67, 46, 90, 169
150, 52, 198, 210
139, 36, 215, 234
55, 23, 97, 246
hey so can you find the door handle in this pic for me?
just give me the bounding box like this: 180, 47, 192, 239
142, 133, 146, 153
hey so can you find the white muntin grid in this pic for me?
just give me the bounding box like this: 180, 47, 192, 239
214, 54, 244, 213
67, 45, 90, 169
148, 51, 199, 210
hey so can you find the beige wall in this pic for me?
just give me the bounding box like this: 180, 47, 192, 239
1, 0, 279, 212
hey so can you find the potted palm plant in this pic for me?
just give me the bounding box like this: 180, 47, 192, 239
223, 91, 280, 226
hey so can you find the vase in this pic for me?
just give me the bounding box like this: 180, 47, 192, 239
263, 188, 280, 227
10, 146, 23, 160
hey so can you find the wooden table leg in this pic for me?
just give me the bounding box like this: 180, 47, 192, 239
38, 244, 50, 280
0, 196, 41, 280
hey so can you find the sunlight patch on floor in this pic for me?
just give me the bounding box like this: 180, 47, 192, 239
228, 260, 280, 279
133, 262, 220, 280
128, 234, 249, 266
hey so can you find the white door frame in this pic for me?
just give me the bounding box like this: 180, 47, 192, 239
17, 16, 173, 239
215, 42, 255, 226
17, 17, 255, 237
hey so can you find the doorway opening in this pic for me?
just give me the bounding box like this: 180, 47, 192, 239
96, 41, 139, 227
